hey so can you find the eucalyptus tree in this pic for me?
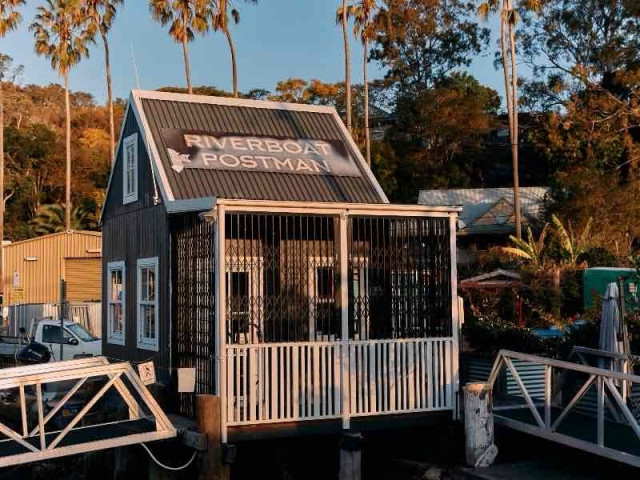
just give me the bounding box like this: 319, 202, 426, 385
336, 0, 352, 134
348, 0, 377, 165
0, 0, 24, 294
30, 0, 93, 231
206, 0, 256, 98
84, 0, 123, 165
150, 0, 208, 95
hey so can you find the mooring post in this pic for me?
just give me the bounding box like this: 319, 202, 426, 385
339, 432, 363, 480
196, 394, 230, 480
464, 382, 498, 467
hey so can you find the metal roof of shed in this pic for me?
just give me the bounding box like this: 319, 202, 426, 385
130, 90, 388, 206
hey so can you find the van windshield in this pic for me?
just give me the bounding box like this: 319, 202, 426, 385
66, 323, 98, 342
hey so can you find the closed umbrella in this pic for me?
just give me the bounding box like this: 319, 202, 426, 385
599, 282, 622, 358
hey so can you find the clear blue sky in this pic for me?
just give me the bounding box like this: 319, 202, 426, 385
3, 0, 505, 105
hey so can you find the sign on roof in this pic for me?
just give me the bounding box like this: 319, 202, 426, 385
162, 129, 362, 178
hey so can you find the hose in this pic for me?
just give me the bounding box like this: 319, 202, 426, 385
140, 443, 198, 472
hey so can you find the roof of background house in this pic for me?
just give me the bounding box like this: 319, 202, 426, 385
2, 230, 101, 249
124, 90, 388, 206
418, 187, 549, 235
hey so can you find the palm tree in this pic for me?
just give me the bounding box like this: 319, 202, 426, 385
0, 0, 24, 304
347, 0, 377, 166
478, 0, 540, 239
500, 224, 549, 269
150, 0, 208, 95
30, 203, 96, 235
551, 214, 594, 266
336, 0, 352, 134
206, 0, 256, 98
84, 0, 123, 166
31, 0, 93, 231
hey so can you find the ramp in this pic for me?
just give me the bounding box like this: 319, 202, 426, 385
0, 357, 176, 467
488, 349, 640, 468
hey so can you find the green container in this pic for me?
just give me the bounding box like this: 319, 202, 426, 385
583, 267, 637, 310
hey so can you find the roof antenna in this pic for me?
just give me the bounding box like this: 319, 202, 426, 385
130, 43, 141, 90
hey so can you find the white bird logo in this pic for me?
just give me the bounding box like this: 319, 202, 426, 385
168, 148, 192, 172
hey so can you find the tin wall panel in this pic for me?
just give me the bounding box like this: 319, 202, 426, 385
2, 231, 102, 305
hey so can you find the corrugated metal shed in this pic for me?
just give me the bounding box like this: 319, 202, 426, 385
2, 231, 102, 305
137, 92, 386, 204
65, 257, 102, 302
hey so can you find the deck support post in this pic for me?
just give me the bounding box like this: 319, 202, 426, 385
196, 394, 230, 480
464, 382, 497, 467
339, 432, 362, 480
339, 211, 350, 429
213, 205, 228, 443
449, 214, 460, 419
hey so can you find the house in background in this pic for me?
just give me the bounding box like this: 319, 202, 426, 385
419, 187, 549, 266
2, 230, 102, 335
101, 90, 461, 443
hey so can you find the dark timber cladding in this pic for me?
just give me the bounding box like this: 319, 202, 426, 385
140, 98, 385, 203
101, 106, 170, 379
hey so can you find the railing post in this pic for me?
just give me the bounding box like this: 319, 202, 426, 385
449, 213, 460, 420
544, 365, 552, 429
339, 211, 350, 429
214, 205, 228, 443
597, 375, 605, 447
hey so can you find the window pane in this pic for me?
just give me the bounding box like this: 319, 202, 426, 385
141, 266, 156, 301
147, 268, 155, 300
316, 267, 334, 298
110, 269, 123, 302
141, 268, 148, 300
42, 325, 61, 343
142, 305, 155, 339
111, 304, 123, 334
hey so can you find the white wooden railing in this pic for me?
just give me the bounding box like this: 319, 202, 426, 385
226, 342, 343, 425
225, 337, 455, 426
349, 338, 454, 416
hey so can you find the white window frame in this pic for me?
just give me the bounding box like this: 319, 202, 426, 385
107, 260, 126, 346
137, 257, 159, 351
122, 133, 138, 204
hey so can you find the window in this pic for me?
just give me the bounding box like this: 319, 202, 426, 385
67, 323, 97, 342
308, 257, 337, 341
137, 257, 159, 351
122, 133, 138, 204
42, 325, 74, 344
107, 261, 125, 345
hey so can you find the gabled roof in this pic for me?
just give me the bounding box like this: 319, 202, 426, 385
418, 187, 549, 235
106, 90, 388, 212
2, 230, 101, 249
460, 269, 522, 289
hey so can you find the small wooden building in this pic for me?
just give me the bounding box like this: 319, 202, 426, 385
101, 90, 461, 441
2, 230, 102, 305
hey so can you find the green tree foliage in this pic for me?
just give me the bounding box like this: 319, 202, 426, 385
520, 0, 640, 255
372, 0, 490, 91
387, 73, 501, 201
30, 203, 96, 235
2, 81, 123, 240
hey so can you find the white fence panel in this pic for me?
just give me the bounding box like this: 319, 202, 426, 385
348, 338, 454, 417
226, 342, 343, 426
225, 337, 456, 427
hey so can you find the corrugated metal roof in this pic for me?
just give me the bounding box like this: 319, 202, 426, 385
137, 93, 386, 204
418, 187, 549, 234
